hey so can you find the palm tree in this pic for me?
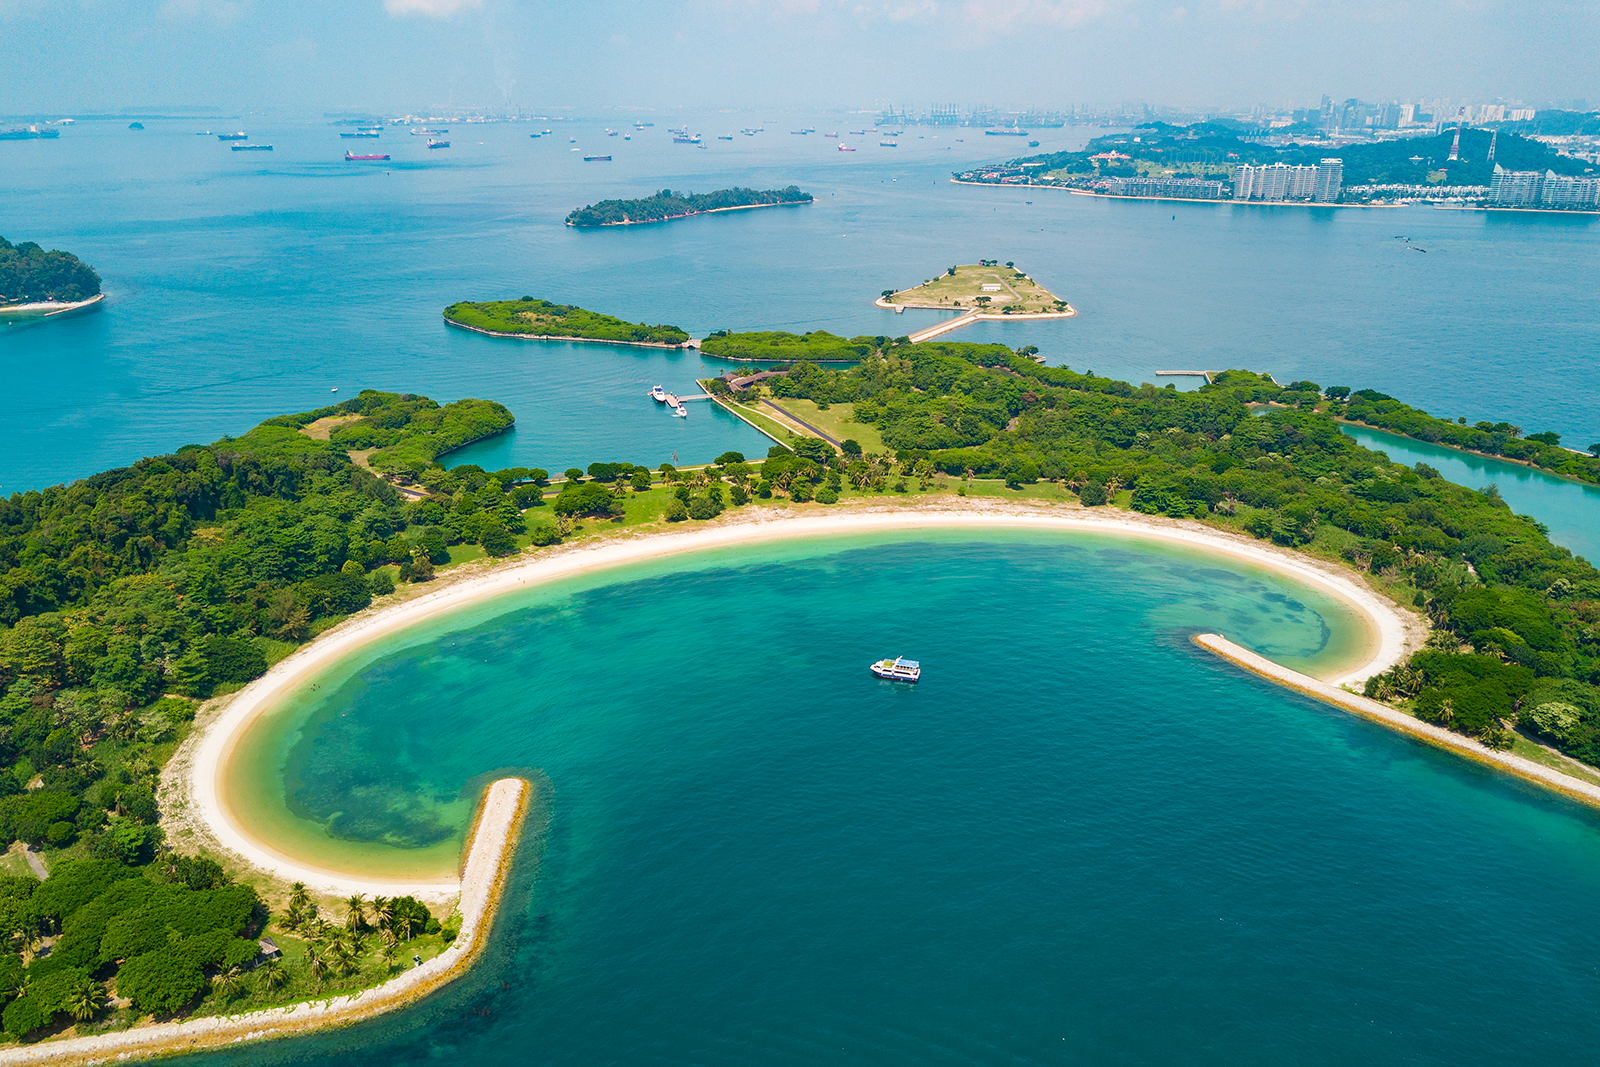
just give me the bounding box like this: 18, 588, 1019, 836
306, 946, 330, 986
212, 969, 244, 1001
286, 881, 310, 929
370, 896, 394, 932
344, 894, 367, 933
65, 979, 105, 1022
379, 940, 400, 972
328, 938, 356, 977
256, 958, 288, 993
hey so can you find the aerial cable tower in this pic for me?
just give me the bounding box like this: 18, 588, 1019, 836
1486, 130, 1497, 163
1448, 125, 1462, 161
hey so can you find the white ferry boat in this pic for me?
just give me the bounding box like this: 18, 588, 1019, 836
650, 385, 667, 402
870, 657, 920, 682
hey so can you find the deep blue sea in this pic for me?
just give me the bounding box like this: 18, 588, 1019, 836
191, 534, 1600, 1067
3, 114, 1598, 495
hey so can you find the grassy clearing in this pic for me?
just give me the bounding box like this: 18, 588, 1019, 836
885, 264, 1067, 314
766, 399, 886, 453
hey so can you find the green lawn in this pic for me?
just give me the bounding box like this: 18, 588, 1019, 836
766, 399, 886, 454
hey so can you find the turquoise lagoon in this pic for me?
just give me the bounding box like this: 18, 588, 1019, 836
203, 531, 1600, 1066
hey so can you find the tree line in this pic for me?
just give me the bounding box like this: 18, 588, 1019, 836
444, 298, 689, 346
0, 237, 101, 305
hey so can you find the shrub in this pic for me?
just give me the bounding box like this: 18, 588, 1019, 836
116, 948, 205, 1015
529, 524, 560, 546
368, 569, 396, 596
687, 497, 718, 520
664, 499, 688, 522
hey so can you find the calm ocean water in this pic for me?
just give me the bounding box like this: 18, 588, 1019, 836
4, 114, 1598, 496
190, 535, 1600, 1067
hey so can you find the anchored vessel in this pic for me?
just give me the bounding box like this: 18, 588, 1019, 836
345, 151, 390, 161
231, 144, 273, 151
870, 657, 921, 682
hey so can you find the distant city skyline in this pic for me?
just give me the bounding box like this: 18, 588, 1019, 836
0, 0, 1594, 115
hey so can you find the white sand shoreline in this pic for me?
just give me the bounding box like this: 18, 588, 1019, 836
183, 502, 1425, 900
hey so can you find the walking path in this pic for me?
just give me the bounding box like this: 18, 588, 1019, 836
1195, 635, 1600, 811
760, 400, 841, 447
0, 778, 530, 1066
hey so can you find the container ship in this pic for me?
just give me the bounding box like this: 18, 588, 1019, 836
984, 127, 1029, 136
231, 143, 273, 151
427, 139, 450, 149
345, 151, 390, 161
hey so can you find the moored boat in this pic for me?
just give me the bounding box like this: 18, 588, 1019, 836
650, 385, 667, 402
869, 657, 921, 682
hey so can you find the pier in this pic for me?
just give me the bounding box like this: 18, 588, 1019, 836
1156, 370, 1216, 384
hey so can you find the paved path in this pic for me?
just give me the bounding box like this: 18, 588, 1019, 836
21, 846, 46, 881
760, 400, 842, 447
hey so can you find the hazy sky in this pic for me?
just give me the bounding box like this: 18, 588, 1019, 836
4, 0, 1596, 114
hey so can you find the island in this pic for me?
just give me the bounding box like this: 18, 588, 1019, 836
880, 262, 1073, 316
0, 235, 103, 320
443, 297, 690, 347
6, 356, 1600, 1052
565, 186, 813, 227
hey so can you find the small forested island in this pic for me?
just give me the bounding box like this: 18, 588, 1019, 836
0, 235, 101, 308
444, 297, 689, 347
565, 186, 813, 227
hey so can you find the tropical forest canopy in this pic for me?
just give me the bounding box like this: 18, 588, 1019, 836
444, 298, 689, 345
0, 237, 101, 305
564, 186, 813, 227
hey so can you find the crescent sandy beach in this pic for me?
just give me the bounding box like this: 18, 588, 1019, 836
173, 500, 1438, 903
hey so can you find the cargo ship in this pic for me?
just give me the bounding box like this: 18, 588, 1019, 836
411, 128, 447, 136
879, 139, 897, 147
231, 143, 273, 151
672, 133, 702, 144
217, 132, 247, 140
345, 151, 390, 161
838, 143, 856, 151
984, 127, 1029, 136
583, 154, 611, 161
341, 131, 380, 138
427, 139, 450, 149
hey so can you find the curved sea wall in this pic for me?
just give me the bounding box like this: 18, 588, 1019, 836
0, 777, 529, 1067
1196, 636, 1600, 811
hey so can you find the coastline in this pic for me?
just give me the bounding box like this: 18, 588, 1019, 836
0, 292, 105, 320
872, 295, 1078, 320
946, 179, 1398, 209
442, 317, 689, 349
181, 501, 1428, 901
1196, 636, 1600, 812
0, 777, 529, 1067
566, 199, 812, 228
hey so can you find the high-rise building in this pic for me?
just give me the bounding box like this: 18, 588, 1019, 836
1313, 159, 1343, 202
1540, 173, 1600, 207
1233, 160, 1342, 202
1489, 165, 1544, 204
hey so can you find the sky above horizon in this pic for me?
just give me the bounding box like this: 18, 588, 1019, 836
3, 0, 1597, 115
